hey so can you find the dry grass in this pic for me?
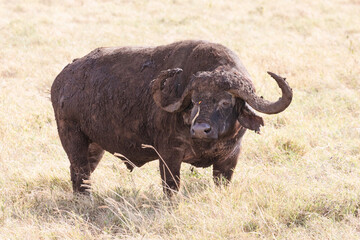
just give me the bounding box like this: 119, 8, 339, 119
1, 0, 360, 239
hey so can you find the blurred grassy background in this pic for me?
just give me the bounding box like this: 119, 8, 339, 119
0, 0, 359, 239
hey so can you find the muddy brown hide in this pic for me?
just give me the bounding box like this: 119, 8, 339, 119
51, 40, 292, 196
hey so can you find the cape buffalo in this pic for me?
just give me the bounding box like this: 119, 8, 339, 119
51, 40, 292, 196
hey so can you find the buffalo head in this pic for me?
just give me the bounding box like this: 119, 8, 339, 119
151, 67, 292, 140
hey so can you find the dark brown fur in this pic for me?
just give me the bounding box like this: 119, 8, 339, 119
51, 40, 292, 195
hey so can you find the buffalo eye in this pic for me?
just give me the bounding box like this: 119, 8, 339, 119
219, 99, 232, 108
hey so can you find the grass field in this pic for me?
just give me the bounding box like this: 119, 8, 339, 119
1, 0, 360, 239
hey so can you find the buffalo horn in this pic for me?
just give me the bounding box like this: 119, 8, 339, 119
230, 72, 293, 114
151, 68, 191, 112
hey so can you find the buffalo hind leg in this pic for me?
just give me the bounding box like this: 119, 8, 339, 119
57, 120, 91, 194
213, 148, 240, 186
88, 143, 104, 173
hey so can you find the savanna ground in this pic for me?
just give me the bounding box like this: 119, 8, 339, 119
0, 0, 359, 239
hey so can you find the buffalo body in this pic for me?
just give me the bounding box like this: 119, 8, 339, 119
51, 40, 292, 195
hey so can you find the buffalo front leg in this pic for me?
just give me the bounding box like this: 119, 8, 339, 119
213, 148, 240, 186
159, 159, 181, 197
57, 120, 92, 194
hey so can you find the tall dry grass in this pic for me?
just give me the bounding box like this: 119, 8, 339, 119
0, 0, 359, 239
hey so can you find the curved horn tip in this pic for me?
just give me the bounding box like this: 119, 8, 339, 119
267, 71, 283, 79
267, 71, 290, 84
267, 71, 292, 92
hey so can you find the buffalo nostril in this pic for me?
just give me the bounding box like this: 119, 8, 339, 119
204, 126, 211, 133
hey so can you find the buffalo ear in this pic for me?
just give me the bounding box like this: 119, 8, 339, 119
237, 102, 264, 133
